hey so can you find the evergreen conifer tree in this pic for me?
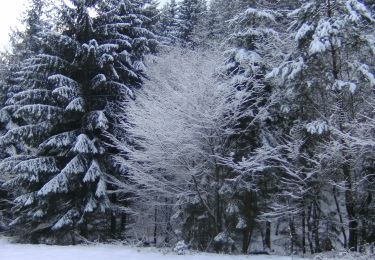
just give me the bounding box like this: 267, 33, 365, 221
0, 0, 47, 233
265, 0, 375, 252
177, 0, 207, 45
221, 2, 281, 253
159, 0, 180, 43
142, 0, 162, 35
0, 0, 156, 243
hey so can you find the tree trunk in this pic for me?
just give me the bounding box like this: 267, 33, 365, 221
333, 187, 347, 247
153, 207, 158, 245
289, 217, 296, 255
360, 222, 366, 253
242, 226, 254, 254
242, 228, 250, 253
120, 213, 127, 239
110, 212, 117, 238
110, 193, 117, 238
242, 191, 258, 253
307, 205, 314, 254
313, 203, 321, 253
165, 199, 172, 244
80, 221, 88, 239
343, 162, 357, 251
71, 232, 76, 245
215, 167, 222, 233
275, 219, 280, 236
265, 221, 271, 250
348, 219, 358, 251
327, 0, 357, 250
302, 209, 306, 255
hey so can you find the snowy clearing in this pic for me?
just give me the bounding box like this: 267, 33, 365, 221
1, 237, 373, 260
0, 238, 303, 260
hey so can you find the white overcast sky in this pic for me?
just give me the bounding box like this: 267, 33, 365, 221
0, 0, 171, 51
0, 0, 26, 51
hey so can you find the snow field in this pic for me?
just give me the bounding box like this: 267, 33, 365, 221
0, 238, 303, 260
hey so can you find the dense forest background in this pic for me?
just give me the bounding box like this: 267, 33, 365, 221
0, 0, 374, 256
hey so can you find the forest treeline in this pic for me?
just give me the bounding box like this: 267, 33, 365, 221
0, 0, 375, 256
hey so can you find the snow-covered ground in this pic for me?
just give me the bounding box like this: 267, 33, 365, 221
2, 237, 373, 260
0, 237, 303, 260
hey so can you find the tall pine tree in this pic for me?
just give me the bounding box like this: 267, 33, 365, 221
177, 0, 206, 45
265, 0, 375, 252
159, 0, 179, 43
0, 0, 47, 234
0, 0, 156, 243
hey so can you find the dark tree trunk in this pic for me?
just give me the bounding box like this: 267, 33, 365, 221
110, 194, 117, 237
307, 205, 314, 254
289, 217, 296, 255
302, 209, 306, 255
333, 187, 347, 248
71, 232, 76, 245
80, 221, 88, 239
327, 0, 357, 251
120, 213, 127, 239
348, 220, 358, 251
215, 167, 222, 234
343, 162, 358, 251
153, 207, 158, 245
165, 199, 172, 244
360, 223, 367, 252
242, 226, 253, 254
265, 221, 271, 250
110, 213, 117, 238
242, 191, 258, 253
275, 219, 280, 236
313, 203, 321, 253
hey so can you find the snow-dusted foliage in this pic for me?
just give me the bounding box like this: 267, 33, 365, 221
207, 0, 237, 41
202, 0, 375, 254
159, 0, 180, 44
0, 0, 374, 255
126, 47, 259, 251
259, 0, 375, 254
214, 2, 282, 253
174, 240, 189, 255
0, 0, 156, 243
177, 0, 207, 44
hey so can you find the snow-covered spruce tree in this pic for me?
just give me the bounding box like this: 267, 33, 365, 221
265, 0, 375, 252
206, 0, 237, 41
0, 0, 47, 232
142, 0, 161, 35
5, 0, 48, 65
0, 0, 47, 128
177, 0, 207, 45
365, 0, 374, 12
0, 0, 156, 243
207, 0, 289, 42
217, 3, 283, 253
159, 0, 180, 44
0, 0, 50, 163
0, 62, 8, 231
338, 101, 375, 251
